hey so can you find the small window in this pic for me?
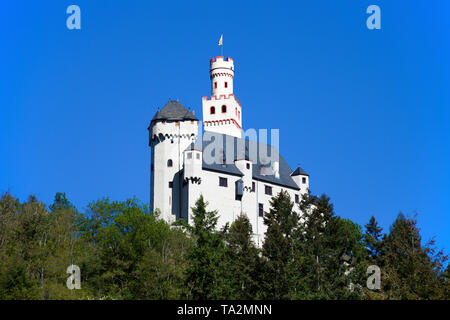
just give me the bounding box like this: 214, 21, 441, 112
196, 153, 200, 160
225, 82, 228, 88
169, 182, 173, 188
265, 185, 272, 195
167, 159, 173, 167
221, 105, 227, 113
252, 182, 255, 192
246, 163, 250, 169
238, 111, 240, 120
302, 177, 307, 184
219, 177, 228, 187
295, 194, 299, 204
175, 121, 179, 126
258, 203, 264, 217
187, 152, 192, 159
214, 82, 217, 89
210, 106, 215, 114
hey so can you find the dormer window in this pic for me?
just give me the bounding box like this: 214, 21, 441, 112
221, 105, 227, 113
210, 106, 215, 114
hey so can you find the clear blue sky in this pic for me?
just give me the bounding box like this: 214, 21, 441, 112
1, 1, 449, 253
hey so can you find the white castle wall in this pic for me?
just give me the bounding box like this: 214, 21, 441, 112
150, 120, 198, 222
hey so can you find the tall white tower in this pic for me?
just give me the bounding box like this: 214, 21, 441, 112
148, 101, 199, 222
202, 57, 242, 138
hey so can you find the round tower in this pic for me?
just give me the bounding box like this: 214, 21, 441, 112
148, 101, 199, 222
210, 56, 234, 96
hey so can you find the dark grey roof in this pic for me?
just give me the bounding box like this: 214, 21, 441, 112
291, 166, 309, 176
151, 100, 198, 123
196, 132, 301, 190
184, 142, 202, 152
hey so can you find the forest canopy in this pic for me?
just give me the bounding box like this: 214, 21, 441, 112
0, 191, 448, 300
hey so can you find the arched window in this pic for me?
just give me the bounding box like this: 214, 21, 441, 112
210, 106, 215, 114
221, 105, 227, 113
167, 159, 173, 167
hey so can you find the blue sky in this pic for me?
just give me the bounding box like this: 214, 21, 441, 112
1, 1, 449, 253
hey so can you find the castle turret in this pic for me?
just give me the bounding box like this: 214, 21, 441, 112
291, 166, 309, 193
148, 100, 199, 222
202, 57, 242, 138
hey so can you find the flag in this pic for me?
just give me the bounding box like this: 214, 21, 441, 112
218, 34, 223, 46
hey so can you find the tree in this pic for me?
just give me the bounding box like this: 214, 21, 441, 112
261, 190, 298, 299
296, 193, 366, 299
364, 216, 384, 261
223, 214, 262, 299
382, 213, 447, 299
185, 195, 226, 299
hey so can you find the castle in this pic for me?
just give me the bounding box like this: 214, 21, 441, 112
148, 56, 309, 245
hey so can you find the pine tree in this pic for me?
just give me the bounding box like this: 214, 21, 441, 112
261, 190, 297, 299
185, 195, 226, 299
296, 193, 366, 299
382, 213, 447, 299
223, 214, 262, 299
364, 216, 384, 261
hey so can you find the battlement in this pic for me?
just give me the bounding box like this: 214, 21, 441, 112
210, 56, 234, 63
202, 94, 241, 107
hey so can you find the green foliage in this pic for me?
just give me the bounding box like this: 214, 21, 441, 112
0, 191, 448, 300
222, 214, 262, 299
184, 196, 226, 299
261, 190, 298, 299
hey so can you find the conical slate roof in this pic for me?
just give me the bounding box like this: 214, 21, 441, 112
291, 166, 309, 176
151, 100, 198, 123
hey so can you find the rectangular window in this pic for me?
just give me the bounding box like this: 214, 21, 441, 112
258, 203, 264, 217
252, 181, 255, 192
302, 177, 307, 184
295, 194, 299, 204
196, 153, 200, 160
225, 82, 228, 88
214, 82, 217, 89
219, 177, 228, 187
187, 152, 192, 159
265, 185, 272, 195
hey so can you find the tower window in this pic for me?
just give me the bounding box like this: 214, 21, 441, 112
221, 105, 227, 113
196, 153, 200, 159
258, 203, 264, 217
210, 106, 215, 114
187, 152, 192, 159
214, 82, 217, 89
252, 181, 255, 192
265, 185, 272, 195
302, 177, 307, 184
295, 194, 299, 203
219, 177, 228, 187
246, 163, 250, 169
225, 82, 228, 88
167, 159, 173, 167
